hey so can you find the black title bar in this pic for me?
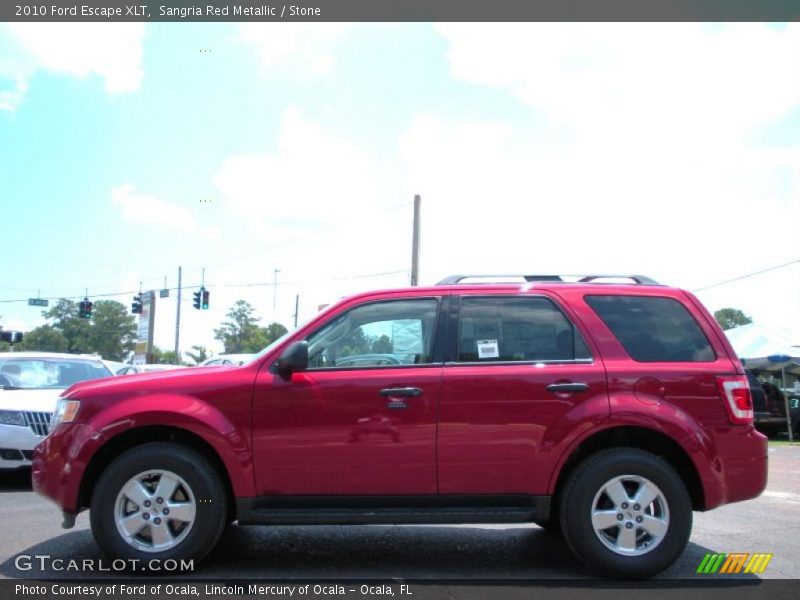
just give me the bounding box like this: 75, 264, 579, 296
5, 1, 800, 22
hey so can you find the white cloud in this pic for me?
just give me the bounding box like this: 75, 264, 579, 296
236, 23, 348, 75
0, 79, 27, 112
436, 23, 800, 148
399, 23, 800, 339
1, 317, 30, 333
111, 183, 218, 239
0, 23, 145, 110
209, 109, 414, 330
212, 108, 378, 227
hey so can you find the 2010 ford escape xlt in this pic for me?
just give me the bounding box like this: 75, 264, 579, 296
32, 274, 768, 578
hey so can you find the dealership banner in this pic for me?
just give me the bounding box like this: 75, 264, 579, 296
4, 580, 800, 600
4, 0, 800, 22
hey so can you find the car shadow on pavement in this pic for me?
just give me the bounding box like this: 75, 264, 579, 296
206, 524, 589, 579
0, 523, 761, 582
0, 468, 32, 492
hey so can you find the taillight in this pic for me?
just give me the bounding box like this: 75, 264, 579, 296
716, 375, 753, 425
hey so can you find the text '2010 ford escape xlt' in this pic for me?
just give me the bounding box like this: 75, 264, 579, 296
33, 274, 767, 578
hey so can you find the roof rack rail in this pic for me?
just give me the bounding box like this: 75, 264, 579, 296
436, 274, 661, 285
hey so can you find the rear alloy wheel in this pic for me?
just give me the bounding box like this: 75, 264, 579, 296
559, 448, 692, 579
590, 475, 669, 556
91, 443, 227, 566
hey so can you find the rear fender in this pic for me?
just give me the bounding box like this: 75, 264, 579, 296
547, 394, 721, 508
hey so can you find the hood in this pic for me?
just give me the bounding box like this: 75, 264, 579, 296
62, 365, 251, 397
0, 388, 62, 412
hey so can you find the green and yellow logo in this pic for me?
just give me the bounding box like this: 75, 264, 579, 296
696, 552, 773, 574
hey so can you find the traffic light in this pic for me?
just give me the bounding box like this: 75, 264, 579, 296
78, 298, 93, 318
202, 289, 210, 310
131, 294, 142, 315
193, 289, 202, 310
0, 330, 23, 344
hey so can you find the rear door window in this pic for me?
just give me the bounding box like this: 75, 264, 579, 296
585, 295, 715, 362
456, 296, 591, 363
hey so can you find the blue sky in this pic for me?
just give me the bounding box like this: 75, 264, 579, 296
1, 22, 799, 355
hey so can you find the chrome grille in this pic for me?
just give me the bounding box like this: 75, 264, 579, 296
23, 412, 52, 437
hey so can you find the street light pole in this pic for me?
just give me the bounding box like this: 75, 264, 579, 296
174, 266, 182, 362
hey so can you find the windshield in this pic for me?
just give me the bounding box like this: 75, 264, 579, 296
0, 358, 111, 390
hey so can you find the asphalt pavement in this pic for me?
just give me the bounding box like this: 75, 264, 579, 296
0, 444, 797, 581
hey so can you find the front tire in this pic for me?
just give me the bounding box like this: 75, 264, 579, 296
90, 443, 227, 567
559, 448, 692, 579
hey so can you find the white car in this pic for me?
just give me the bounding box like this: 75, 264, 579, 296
199, 353, 256, 367
116, 364, 183, 375
99, 359, 128, 375
0, 352, 112, 470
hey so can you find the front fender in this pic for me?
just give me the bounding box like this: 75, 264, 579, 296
86, 393, 255, 498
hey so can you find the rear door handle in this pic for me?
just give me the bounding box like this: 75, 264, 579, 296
379, 387, 423, 398
546, 382, 589, 393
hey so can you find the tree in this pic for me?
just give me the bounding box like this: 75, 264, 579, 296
185, 345, 209, 365
263, 322, 288, 346
214, 301, 284, 354
372, 334, 392, 354
11, 298, 137, 359
43, 299, 91, 353
151, 347, 181, 365
16, 325, 68, 353
0, 315, 10, 351
714, 308, 753, 331
86, 300, 137, 361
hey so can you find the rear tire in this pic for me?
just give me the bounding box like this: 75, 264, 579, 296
90, 443, 227, 567
559, 448, 692, 579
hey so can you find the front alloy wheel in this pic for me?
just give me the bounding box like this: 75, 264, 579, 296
91, 442, 227, 566
114, 470, 197, 553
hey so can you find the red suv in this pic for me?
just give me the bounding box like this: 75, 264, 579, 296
32, 274, 767, 578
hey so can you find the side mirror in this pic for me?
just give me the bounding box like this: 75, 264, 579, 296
275, 341, 308, 378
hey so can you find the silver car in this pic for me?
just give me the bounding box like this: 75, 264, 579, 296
0, 352, 112, 470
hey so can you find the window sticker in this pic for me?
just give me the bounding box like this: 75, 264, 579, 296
477, 339, 499, 359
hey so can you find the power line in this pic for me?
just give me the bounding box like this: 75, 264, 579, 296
692, 259, 800, 292
0, 269, 409, 304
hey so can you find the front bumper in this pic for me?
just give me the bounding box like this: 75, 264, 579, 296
0, 423, 43, 469
32, 422, 106, 515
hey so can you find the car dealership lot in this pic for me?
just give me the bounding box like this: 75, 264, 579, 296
0, 444, 798, 581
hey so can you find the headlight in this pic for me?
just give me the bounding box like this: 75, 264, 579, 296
0, 410, 25, 426
50, 398, 81, 432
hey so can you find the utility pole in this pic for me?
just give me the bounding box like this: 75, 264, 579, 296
273, 268, 280, 319
174, 266, 182, 361
293, 294, 299, 328
411, 194, 421, 286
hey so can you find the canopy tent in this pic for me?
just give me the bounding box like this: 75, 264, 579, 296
724, 323, 800, 375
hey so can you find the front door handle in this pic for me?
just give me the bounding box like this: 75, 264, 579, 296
379, 387, 423, 398
546, 382, 589, 393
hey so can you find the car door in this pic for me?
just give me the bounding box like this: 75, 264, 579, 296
438, 292, 608, 495
252, 295, 445, 496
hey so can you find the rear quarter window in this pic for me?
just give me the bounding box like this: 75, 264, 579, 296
585, 295, 716, 362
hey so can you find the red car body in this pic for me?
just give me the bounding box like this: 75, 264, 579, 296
32, 280, 768, 577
